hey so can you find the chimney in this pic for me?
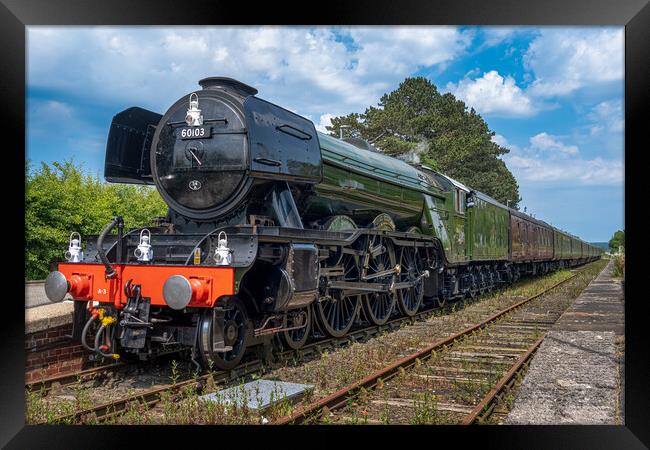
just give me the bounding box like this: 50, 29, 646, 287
198, 77, 258, 97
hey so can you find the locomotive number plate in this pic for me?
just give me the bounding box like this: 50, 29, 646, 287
179, 126, 211, 140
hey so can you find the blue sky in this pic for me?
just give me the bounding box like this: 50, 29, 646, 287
26, 26, 624, 242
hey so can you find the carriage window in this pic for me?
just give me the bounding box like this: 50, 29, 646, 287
454, 190, 466, 214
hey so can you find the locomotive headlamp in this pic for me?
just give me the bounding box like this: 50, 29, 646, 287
65, 232, 83, 263
134, 229, 153, 262
214, 231, 233, 266
185, 92, 203, 126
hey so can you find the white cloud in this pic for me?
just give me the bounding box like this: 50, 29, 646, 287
524, 28, 623, 97
504, 154, 623, 185
447, 70, 535, 117
27, 26, 473, 123
27, 98, 106, 159
347, 27, 471, 80
491, 133, 509, 148
587, 100, 623, 136
499, 131, 622, 186
529, 132, 579, 155
478, 27, 534, 49
30, 100, 73, 119
482, 28, 516, 47
315, 113, 335, 133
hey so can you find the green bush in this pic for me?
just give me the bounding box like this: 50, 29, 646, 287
25, 160, 168, 280
612, 253, 625, 278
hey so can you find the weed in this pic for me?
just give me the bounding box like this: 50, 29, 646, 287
170, 359, 180, 385
410, 391, 440, 424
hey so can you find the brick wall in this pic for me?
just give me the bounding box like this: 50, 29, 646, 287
25, 323, 92, 383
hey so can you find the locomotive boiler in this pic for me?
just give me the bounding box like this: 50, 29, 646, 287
44, 77, 601, 370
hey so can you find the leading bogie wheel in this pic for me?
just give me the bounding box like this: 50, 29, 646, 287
280, 306, 312, 350
198, 297, 250, 371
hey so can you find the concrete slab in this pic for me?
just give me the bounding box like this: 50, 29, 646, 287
200, 379, 314, 411
506, 260, 624, 424
25, 301, 75, 334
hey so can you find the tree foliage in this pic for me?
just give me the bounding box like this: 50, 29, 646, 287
326, 77, 521, 208
608, 229, 625, 253
25, 160, 168, 280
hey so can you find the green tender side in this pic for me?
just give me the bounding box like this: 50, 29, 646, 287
306, 133, 448, 233
308, 133, 511, 264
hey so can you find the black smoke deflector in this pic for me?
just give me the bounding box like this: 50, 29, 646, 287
104, 106, 162, 184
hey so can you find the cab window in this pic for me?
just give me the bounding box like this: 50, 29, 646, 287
454, 190, 466, 214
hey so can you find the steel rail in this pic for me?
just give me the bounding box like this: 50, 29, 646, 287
34, 359, 263, 424
459, 334, 545, 425
26, 362, 125, 393
273, 272, 578, 425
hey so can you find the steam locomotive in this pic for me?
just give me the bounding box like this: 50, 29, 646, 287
44, 77, 601, 370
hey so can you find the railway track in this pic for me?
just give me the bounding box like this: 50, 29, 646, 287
28, 265, 594, 425
30, 293, 479, 424
273, 270, 583, 425
27, 296, 453, 395
28, 276, 487, 391
26, 362, 126, 394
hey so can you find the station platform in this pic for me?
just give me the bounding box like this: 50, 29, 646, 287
25, 301, 74, 334
506, 259, 624, 424
25, 280, 75, 333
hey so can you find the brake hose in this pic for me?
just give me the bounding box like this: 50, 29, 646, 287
80, 315, 96, 352
97, 216, 121, 278
94, 324, 115, 358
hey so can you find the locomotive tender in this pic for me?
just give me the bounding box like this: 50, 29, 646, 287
44, 77, 601, 370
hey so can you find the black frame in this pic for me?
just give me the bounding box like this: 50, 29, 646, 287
3, 0, 647, 448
